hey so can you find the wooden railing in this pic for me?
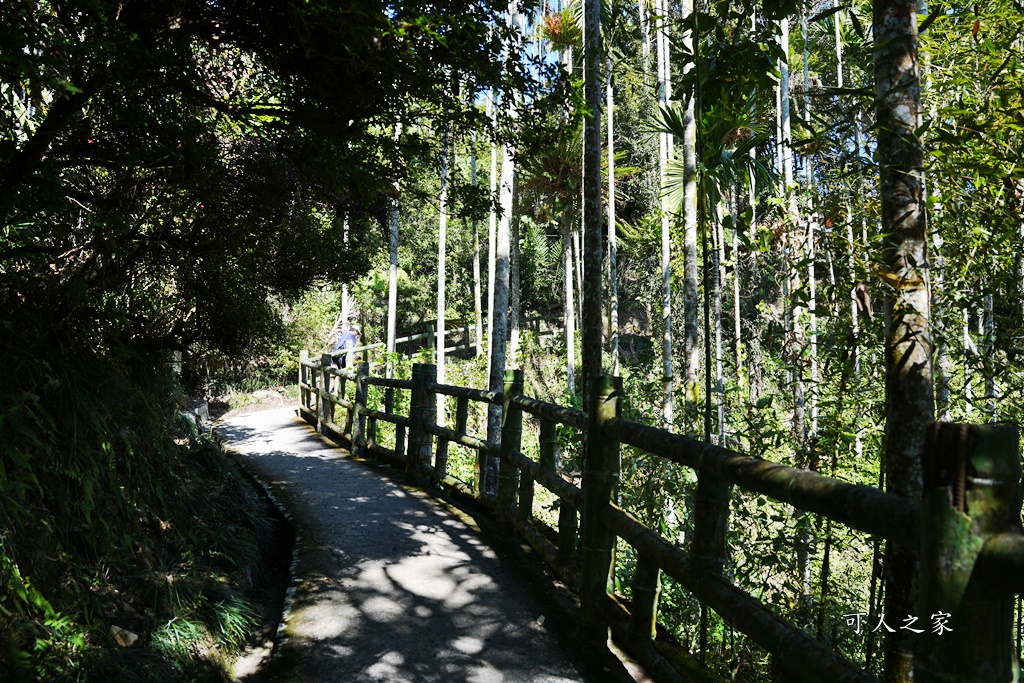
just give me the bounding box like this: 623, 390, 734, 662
297, 354, 1024, 683
331, 316, 559, 369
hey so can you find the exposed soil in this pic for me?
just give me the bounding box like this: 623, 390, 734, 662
216, 388, 296, 421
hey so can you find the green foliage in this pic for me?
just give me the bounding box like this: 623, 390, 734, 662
0, 310, 275, 679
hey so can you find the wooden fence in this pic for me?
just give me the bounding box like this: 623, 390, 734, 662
333, 316, 559, 369
297, 353, 1024, 683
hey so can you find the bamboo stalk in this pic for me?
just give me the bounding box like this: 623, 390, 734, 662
581, 375, 620, 647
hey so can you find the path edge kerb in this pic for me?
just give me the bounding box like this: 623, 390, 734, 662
219, 428, 303, 673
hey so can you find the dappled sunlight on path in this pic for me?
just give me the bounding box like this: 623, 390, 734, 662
218, 408, 590, 683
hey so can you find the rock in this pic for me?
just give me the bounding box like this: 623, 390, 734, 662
110, 625, 138, 647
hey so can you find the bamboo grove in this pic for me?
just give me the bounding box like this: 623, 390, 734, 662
3, 0, 1024, 680
369, 0, 1024, 680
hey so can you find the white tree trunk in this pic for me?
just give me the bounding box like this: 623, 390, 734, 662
509, 172, 522, 364
486, 0, 520, 489
472, 127, 483, 357
563, 215, 577, 395
984, 292, 997, 421
607, 57, 619, 375
639, 0, 651, 85
486, 93, 498, 382
574, 226, 584, 328
803, 11, 819, 437
682, 0, 699, 402
436, 121, 450, 425
387, 124, 401, 378
714, 201, 726, 447
657, 0, 674, 425
732, 196, 745, 405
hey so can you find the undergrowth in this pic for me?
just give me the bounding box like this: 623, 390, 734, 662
0, 314, 276, 681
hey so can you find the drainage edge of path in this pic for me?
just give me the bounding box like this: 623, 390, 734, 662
221, 440, 303, 682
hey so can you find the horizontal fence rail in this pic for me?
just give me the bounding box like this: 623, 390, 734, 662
295, 352, 1023, 683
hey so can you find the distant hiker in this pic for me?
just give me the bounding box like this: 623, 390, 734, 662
333, 326, 360, 368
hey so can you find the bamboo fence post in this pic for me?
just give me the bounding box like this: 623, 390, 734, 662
629, 553, 661, 640
351, 361, 369, 457
320, 353, 333, 433
299, 350, 309, 411
693, 457, 733, 658
497, 368, 524, 524
408, 364, 427, 473
367, 388, 378, 449
455, 396, 469, 432
517, 447, 534, 524
539, 418, 577, 566
475, 400, 491, 496
581, 374, 621, 648
385, 386, 395, 449
435, 395, 450, 481
419, 364, 437, 475
917, 422, 1021, 682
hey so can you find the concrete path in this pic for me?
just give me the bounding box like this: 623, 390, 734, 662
218, 407, 599, 683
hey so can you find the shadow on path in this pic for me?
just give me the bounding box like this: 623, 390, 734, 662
219, 408, 604, 683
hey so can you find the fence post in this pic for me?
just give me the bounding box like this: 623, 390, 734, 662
581, 375, 620, 648
319, 354, 333, 434
407, 364, 426, 473
629, 554, 661, 640
408, 364, 436, 478
916, 422, 1020, 683
299, 350, 309, 411
692, 456, 733, 658
539, 418, 577, 566
351, 362, 369, 458
497, 368, 524, 525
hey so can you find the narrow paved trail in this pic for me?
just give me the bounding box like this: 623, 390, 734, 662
218, 407, 604, 683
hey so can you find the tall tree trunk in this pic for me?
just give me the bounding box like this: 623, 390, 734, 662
486, 93, 499, 382
639, 0, 651, 85
487, 0, 521, 490
732, 209, 745, 406
657, 0, 675, 425
563, 213, 577, 395
964, 308, 973, 419
581, 0, 604, 404
472, 126, 483, 358
779, 17, 803, 453
780, 14, 811, 609
574, 226, 584, 329
802, 10, 819, 438
607, 58, 620, 375
387, 123, 401, 378
714, 200, 725, 446
436, 121, 450, 424
682, 0, 700, 404
340, 216, 353, 339
984, 292, 997, 420
509, 172, 522, 364
933, 236, 950, 421
874, 0, 933, 676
